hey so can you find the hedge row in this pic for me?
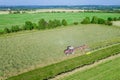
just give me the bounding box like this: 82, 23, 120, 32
2, 19, 67, 34
7, 44, 120, 80
81, 16, 120, 26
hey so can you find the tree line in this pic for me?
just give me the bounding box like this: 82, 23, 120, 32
2, 16, 120, 34
80, 16, 120, 26
3, 19, 67, 34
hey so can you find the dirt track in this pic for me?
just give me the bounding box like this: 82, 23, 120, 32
50, 53, 120, 80
112, 21, 120, 27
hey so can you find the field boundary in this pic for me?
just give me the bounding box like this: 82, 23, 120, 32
50, 53, 120, 80
90, 42, 120, 52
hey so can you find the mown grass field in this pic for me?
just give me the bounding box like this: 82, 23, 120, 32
61, 54, 120, 80
0, 24, 120, 79
0, 12, 120, 30
7, 43, 120, 80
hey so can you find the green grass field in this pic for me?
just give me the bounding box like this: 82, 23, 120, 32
0, 12, 120, 30
0, 24, 120, 79
61, 55, 120, 80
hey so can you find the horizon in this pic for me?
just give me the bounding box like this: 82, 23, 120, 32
0, 0, 120, 6
0, 5, 120, 6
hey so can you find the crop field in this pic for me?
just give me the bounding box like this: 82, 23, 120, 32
0, 24, 120, 79
0, 12, 120, 30
61, 54, 120, 80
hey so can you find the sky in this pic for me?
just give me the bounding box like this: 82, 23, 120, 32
0, 0, 120, 6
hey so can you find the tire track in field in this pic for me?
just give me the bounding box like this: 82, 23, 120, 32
49, 53, 120, 80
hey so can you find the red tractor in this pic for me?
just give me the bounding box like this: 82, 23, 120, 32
64, 45, 89, 55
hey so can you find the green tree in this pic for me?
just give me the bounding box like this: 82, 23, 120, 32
55, 19, 62, 27
113, 17, 117, 21
107, 17, 113, 21
118, 17, 120, 20
48, 20, 54, 29
53, 19, 61, 28
73, 22, 79, 25
4, 27, 10, 33
11, 25, 20, 32
22, 25, 26, 30
81, 17, 90, 24
11, 26, 15, 32
53, 19, 58, 28
24, 21, 33, 30
38, 19, 47, 30
62, 19, 67, 26
98, 18, 105, 24
91, 16, 98, 24
32, 23, 38, 29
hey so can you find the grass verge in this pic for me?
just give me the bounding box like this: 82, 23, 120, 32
61, 54, 120, 80
7, 43, 120, 80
